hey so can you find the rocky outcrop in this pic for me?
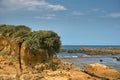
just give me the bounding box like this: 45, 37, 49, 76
0, 34, 19, 56
0, 25, 61, 66
0, 35, 11, 53
65, 48, 120, 55
0, 55, 100, 80
84, 63, 120, 80
20, 43, 49, 66
79, 48, 120, 55
0, 34, 50, 66
1, 54, 120, 80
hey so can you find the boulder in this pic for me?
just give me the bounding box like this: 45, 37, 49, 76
85, 63, 120, 80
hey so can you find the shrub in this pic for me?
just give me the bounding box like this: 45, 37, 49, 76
0, 24, 61, 58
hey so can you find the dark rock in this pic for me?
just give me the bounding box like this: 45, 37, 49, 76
116, 57, 120, 61
59, 48, 67, 53
99, 59, 103, 62
67, 49, 79, 53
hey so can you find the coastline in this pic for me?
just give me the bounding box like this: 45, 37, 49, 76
59, 56, 120, 72
58, 46, 120, 72
0, 55, 120, 80
59, 57, 120, 80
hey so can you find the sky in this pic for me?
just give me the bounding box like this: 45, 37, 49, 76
0, 0, 120, 45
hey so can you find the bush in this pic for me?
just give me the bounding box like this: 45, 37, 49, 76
25, 30, 61, 57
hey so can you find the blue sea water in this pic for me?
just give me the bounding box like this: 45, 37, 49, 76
57, 45, 120, 72
62, 45, 120, 49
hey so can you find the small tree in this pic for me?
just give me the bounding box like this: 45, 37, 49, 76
25, 30, 61, 60
14, 30, 30, 72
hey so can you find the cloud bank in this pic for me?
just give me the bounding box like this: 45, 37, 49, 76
0, 0, 66, 12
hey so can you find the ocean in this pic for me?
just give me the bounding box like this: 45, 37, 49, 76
62, 45, 120, 49
57, 45, 120, 72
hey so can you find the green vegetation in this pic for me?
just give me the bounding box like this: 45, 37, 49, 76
0, 24, 61, 57
0, 24, 61, 71
0, 24, 31, 37
25, 30, 61, 56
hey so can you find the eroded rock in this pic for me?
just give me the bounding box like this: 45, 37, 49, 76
85, 63, 120, 80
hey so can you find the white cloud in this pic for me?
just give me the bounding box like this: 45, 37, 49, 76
34, 14, 56, 20
0, 0, 66, 12
84, 9, 120, 18
108, 13, 120, 18
101, 12, 120, 18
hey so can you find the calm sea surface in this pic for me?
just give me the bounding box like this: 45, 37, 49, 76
57, 45, 120, 72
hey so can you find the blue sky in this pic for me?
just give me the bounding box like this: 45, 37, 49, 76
0, 0, 120, 45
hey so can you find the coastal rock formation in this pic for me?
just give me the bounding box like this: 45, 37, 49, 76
20, 43, 49, 65
0, 35, 19, 57
0, 55, 99, 80
0, 34, 19, 55
0, 25, 61, 66
0, 53, 120, 80
0, 35, 49, 66
0, 35, 12, 53
79, 48, 120, 55
85, 63, 120, 80
65, 48, 120, 55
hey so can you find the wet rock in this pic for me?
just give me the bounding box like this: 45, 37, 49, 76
67, 49, 79, 53
99, 59, 103, 62
116, 57, 120, 61
85, 63, 120, 80
79, 48, 120, 55
59, 48, 67, 53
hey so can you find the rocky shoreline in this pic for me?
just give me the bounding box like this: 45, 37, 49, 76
59, 48, 120, 62
0, 55, 120, 80
60, 48, 120, 55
